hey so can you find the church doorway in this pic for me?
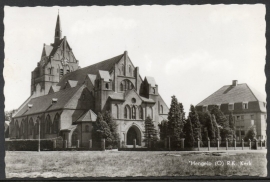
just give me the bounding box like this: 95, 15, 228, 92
126, 125, 141, 146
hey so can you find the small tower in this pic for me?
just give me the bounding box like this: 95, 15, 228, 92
54, 11, 62, 44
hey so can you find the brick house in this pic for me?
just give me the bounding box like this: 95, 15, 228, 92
196, 80, 267, 141
9, 14, 169, 147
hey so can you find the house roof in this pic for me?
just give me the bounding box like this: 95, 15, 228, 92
197, 83, 266, 106
57, 54, 124, 87
76, 109, 97, 122
13, 85, 83, 118
145, 76, 156, 87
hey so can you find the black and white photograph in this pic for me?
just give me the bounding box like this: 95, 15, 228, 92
3, 4, 267, 178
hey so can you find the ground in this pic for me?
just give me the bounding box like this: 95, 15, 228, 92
5, 150, 267, 178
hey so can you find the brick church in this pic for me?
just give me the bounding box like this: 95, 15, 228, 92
9, 14, 169, 147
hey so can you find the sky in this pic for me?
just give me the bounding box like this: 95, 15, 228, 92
4, 5, 266, 113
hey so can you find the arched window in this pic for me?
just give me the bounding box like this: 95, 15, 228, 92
124, 107, 128, 119
120, 79, 134, 91
24, 119, 28, 138
150, 107, 153, 119
113, 104, 119, 119
15, 120, 19, 138
60, 69, 63, 78
28, 118, 34, 135
53, 113, 60, 134
20, 121, 24, 137
45, 115, 51, 134
121, 64, 124, 75
160, 105, 163, 114
139, 106, 143, 119
119, 68, 121, 75
132, 106, 136, 119
85, 125, 89, 132
105, 83, 109, 89
129, 65, 132, 76
153, 88, 155, 94
66, 65, 70, 74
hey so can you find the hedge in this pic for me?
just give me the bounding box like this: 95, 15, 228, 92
5, 139, 54, 151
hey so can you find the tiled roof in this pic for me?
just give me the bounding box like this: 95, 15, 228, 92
57, 54, 124, 87
197, 83, 266, 106
13, 86, 83, 118
145, 76, 156, 87
76, 109, 97, 122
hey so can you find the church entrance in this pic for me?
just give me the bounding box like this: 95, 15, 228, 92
126, 125, 141, 146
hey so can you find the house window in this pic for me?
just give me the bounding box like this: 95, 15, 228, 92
241, 131, 245, 135
228, 103, 234, 110
202, 106, 207, 112
105, 83, 109, 89
251, 115, 254, 119
237, 116, 240, 120
243, 102, 248, 109
153, 88, 155, 94
60, 69, 63, 78
160, 105, 163, 114
251, 120, 254, 125
241, 115, 244, 120
121, 65, 124, 75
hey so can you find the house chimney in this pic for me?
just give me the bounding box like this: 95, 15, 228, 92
232, 80, 238, 86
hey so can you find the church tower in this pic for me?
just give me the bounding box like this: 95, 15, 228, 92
31, 13, 79, 97
54, 12, 62, 44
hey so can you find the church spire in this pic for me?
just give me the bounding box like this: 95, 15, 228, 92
54, 11, 62, 44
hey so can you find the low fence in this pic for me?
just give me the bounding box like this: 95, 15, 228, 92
5, 138, 267, 151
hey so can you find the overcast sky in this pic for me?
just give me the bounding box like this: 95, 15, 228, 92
4, 5, 266, 113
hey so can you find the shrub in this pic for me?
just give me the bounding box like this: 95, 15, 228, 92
5, 139, 54, 151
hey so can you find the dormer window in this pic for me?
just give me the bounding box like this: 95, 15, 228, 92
28, 104, 33, 109
243, 102, 248, 109
152, 88, 155, 94
105, 83, 109, 89
52, 98, 58, 104
228, 103, 234, 110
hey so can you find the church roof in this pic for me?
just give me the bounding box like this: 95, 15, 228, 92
197, 83, 266, 106
13, 85, 83, 118
57, 53, 124, 87
75, 109, 97, 122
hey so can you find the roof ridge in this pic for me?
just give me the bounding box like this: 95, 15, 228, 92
59, 53, 124, 82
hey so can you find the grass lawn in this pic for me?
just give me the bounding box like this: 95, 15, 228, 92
5, 150, 267, 178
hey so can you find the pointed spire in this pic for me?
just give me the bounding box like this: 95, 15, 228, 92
54, 11, 62, 44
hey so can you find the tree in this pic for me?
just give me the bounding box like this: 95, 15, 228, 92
183, 117, 195, 147
198, 111, 215, 141
188, 105, 201, 140
211, 105, 230, 140
103, 111, 120, 147
244, 125, 257, 141
228, 112, 236, 138
144, 116, 158, 148
5, 111, 12, 121
167, 96, 184, 148
211, 114, 220, 140
158, 120, 168, 140
92, 113, 112, 145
